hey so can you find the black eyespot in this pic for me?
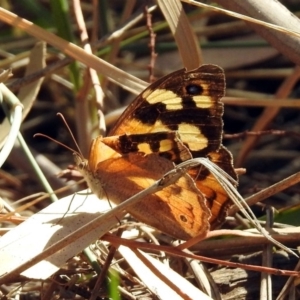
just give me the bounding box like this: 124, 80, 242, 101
180, 215, 188, 223
186, 84, 203, 95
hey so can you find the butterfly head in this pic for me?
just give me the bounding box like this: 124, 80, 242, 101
73, 152, 88, 172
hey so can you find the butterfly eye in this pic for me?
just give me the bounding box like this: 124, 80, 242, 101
186, 84, 203, 95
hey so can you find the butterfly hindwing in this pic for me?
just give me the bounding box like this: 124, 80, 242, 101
76, 138, 211, 240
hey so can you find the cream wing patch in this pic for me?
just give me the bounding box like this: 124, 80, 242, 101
122, 117, 172, 134
159, 139, 175, 152
144, 89, 183, 110
178, 124, 208, 151
193, 95, 213, 108
137, 143, 152, 154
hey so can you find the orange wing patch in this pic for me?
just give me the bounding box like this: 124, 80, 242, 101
75, 137, 211, 240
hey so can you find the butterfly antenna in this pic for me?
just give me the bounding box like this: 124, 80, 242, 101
56, 113, 83, 157
33, 133, 80, 155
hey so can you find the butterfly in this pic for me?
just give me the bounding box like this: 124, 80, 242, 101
75, 64, 237, 240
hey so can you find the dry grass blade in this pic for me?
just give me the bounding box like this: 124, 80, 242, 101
105, 235, 300, 277
224, 97, 300, 108
119, 246, 212, 299
213, 0, 300, 66
0, 192, 125, 282
157, 0, 201, 69
0, 7, 148, 94
236, 66, 300, 166
229, 172, 300, 216
0, 43, 45, 148
276, 251, 300, 300
18, 42, 46, 120
183, 0, 300, 39
0, 69, 12, 83
193, 227, 300, 257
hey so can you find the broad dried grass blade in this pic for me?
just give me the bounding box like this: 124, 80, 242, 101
157, 0, 201, 70
118, 245, 212, 300
0, 7, 148, 95
0, 43, 45, 148
0, 192, 125, 281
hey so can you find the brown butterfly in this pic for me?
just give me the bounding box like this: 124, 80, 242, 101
75, 64, 237, 240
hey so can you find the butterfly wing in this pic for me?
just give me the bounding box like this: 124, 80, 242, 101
109, 65, 225, 157
106, 64, 237, 228
188, 146, 237, 228
102, 131, 192, 163
80, 137, 211, 240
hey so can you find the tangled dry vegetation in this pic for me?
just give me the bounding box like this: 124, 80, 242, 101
0, 1, 300, 299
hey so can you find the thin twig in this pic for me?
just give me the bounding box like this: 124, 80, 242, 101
144, 6, 157, 83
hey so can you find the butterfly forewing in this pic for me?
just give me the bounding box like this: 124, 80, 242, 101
109, 65, 225, 157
